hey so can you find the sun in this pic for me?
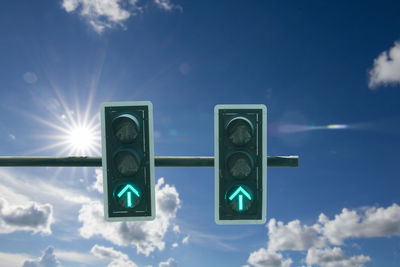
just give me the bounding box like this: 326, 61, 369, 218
22, 89, 102, 157
66, 125, 99, 155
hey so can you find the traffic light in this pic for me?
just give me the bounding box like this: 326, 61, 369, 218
214, 104, 267, 224
101, 101, 155, 221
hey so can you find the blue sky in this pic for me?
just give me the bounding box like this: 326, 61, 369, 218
0, 0, 400, 266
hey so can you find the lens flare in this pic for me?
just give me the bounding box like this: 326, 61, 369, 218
272, 122, 350, 135
327, 124, 348, 129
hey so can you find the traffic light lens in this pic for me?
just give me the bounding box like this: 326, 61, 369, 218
226, 185, 253, 212
227, 117, 253, 146
113, 115, 139, 144
115, 183, 141, 209
114, 151, 140, 176
227, 152, 253, 178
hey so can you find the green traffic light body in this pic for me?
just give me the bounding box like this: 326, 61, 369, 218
215, 104, 267, 225
101, 101, 155, 221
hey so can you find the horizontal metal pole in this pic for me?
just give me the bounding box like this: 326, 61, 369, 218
0, 156, 298, 167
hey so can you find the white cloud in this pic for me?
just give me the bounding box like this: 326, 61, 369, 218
0, 183, 29, 206
171, 242, 178, 248
154, 0, 182, 12
247, 248, 292, 267
55, 249, 103, 265
91, 245, 138, 267
22, 247, 60, 267
62, 0, 182, 33
0, 198, 53, 235
247, 203, 400, 266
267, 218, 327, 251
92, 168, 103, 193
369, 41, 400, 88
0, 168, 92, 222
61, 0, 133, 33
158, 257, 178, 267
172, 224, 180, 233
320, 204, 400, 245
79, 177, 181, 256
306, 247, 370, 267
182, 235, 189, 244
0, 251, 30, 267
0, 169, 92, 208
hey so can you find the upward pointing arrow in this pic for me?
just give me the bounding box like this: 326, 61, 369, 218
117, 184, 140, 208
228, 186, 252, 211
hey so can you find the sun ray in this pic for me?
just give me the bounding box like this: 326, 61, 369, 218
22, 140, 72, 155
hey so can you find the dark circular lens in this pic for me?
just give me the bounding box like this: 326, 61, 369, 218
114, 151, 140, 176
227, 117, 253, 146
112, 115, 139, 144
227, 152, 253, 179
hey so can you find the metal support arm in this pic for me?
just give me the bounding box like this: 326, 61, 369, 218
0, 156, 298, 167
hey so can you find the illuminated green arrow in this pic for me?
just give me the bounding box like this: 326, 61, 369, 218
117, 184, 140, 208
228, 186, 252, 211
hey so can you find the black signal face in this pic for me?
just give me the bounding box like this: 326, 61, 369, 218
101, 102, 155, 222
215, 105, 267, 225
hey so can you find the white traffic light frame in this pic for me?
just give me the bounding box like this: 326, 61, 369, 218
214, 104, 267, 225
101, 101, 155, 221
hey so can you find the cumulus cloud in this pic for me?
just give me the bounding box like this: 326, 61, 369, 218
92, 168, 103, 193
154, 0, 182, 12
159, 257, 178, 267
306, 247, 370, 267
267, 218, 327, 251
22, 247, 60, 267
247, 203, 400, 267
79, 177, 181, 256
369, 41, 400, 88
62, 0, 132, 33
91, 245, 138, 267
247, 248, 292, 267
319, 204, 400, 245
0, 198, 53, 234
62, 0, 182, 33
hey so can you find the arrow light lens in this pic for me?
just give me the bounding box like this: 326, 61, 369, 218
116, 184, 141, 209
227, 185, 253, 212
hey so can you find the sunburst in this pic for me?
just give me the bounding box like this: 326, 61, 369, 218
23, 93, 101, 157
14, 86, 103, 183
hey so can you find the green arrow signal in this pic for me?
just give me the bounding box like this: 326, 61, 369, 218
117, 184, 140, 208
228, 186, 252, 211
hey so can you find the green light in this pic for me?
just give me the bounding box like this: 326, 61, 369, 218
117, 184, 140, 209
127, 191, 132, 207
228, 186, 251, 201
117, 184, 140, 198
239, 194, 243, 211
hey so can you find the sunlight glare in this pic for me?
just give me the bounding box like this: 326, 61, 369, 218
67, 126, 97, 154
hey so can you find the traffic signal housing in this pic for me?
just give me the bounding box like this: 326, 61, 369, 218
214, 104, 267, 224
101, 101, 155, 221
